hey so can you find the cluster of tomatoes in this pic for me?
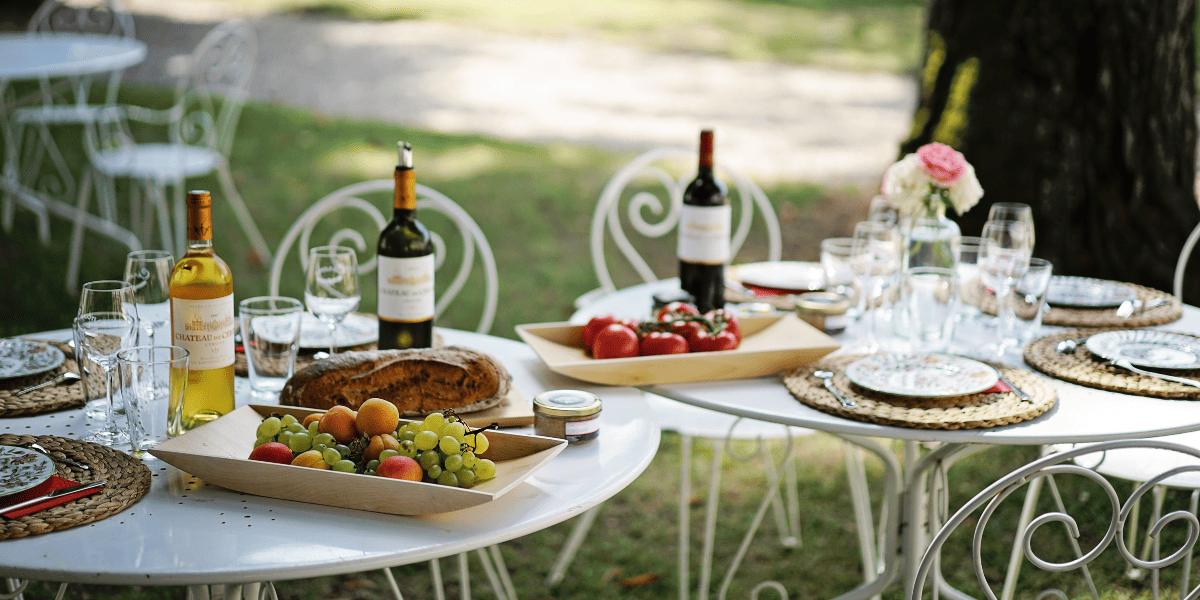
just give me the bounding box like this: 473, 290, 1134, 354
582, 302, 743, 359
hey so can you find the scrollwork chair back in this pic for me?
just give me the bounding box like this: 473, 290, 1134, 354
912, 440, 1200, 600
581, 147, 782, 307
269, 179, 498, 335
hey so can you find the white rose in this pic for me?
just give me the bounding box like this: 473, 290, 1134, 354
947, 164, 984, 215
881, 154, 933, 212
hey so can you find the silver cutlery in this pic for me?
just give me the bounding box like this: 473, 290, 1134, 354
1, 480, 106, 516
1110, 358, 1200, 388
997, 372, 1032, 401
1055, 337, 1089, 354
1116, 297, 1171, 318
813, 370, 856, 409
13, 371, 81, 396
21, 442, 89, 471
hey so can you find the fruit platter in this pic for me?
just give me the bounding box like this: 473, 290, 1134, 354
515, 313, 839, 385
149, 404, 566, 515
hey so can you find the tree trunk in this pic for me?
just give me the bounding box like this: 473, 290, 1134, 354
902, 0, 1200, 303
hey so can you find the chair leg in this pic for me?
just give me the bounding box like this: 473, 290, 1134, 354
544, 504, 601, 585
66, 168, 96, 294
429, 558, 446, 600
678, 433, 693, 600
216, 159, 272, 263
845, 443, 878, 589
382, 567, 404, 600
148, 181, 174, 254
488, 545, 518, 600
1001, 474, 1043, 600
457, 552, 470, 600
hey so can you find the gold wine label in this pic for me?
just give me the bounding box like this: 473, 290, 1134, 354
393, 168, 417, 210
186, 190, 213, 241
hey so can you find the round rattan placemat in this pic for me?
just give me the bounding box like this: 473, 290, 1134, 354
0, 434, 151, 539
978, 283, 1180, 328
0, 341, 97, 417
783, 354, 1057, 429
1024, 329, 1200, 399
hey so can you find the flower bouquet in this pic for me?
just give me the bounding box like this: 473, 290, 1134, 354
881, 142, 984, 269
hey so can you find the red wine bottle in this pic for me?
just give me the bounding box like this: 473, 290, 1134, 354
377, 142, 435, 349
678, 130, 730, 313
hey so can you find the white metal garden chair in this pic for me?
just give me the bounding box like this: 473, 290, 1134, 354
68, 19, 270, 291
268, 177, 502, 600
553, 147, 877, 599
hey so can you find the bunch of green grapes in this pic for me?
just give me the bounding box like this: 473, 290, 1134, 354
254, 413, 362, 473
387, 412, 497, 488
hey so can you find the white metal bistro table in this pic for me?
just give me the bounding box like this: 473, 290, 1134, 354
0, 328, 659, 592
575, 278, 1200, 599
0, 32, 147, 244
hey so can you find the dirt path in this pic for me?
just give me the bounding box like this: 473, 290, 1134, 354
122, 0, 916, 186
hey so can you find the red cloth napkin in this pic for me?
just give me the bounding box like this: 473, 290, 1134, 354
0, 476, 103, 519
981, 380, 1012, 394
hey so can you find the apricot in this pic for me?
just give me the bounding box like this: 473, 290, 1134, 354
356, 398, 400, 437
362, 433, 400, 462
301, 413, 323, 428
319, 405, 359, 443
290, 449, 329, 469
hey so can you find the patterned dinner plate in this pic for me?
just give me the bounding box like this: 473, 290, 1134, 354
0, 446, 55, 497
299, 313, 377, 349
1085, 330, 1200, 370
845, 353, 1000, 397
0, 340, 65, 380
1046, 276, 1137, 308
729, 261, 825, 293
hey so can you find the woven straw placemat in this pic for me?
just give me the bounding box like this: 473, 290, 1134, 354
1024, 329, 1200, 399
783, 354, 1057, 429
0, 434, 151, 539
978, 282, 1181, 328
0, 341, 99, 417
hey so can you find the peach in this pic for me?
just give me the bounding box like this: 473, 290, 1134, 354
248, 442, 294, 464
356, 398, 400, 437
290, 449, 329, 469
319, 405, 359, 443
377, 455, 422, 481
363, 433, 400, 462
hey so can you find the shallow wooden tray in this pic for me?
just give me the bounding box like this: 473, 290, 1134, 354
149, 404, 565, 515
515, 314, 839, 385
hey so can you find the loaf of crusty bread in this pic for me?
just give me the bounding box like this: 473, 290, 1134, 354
279, 346, 510, 416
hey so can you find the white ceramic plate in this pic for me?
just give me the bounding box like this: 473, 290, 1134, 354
1085, 330, 1200, 369
0, 340, 65, 380
1046, 276, 1137, 308
845, 353, 1000, 398
730, 261, 825, 292
0, 446, 55, 496
299, 313, 377, 349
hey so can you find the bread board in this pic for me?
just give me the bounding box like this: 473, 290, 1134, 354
456, 387, 534, 428
516, 313, 839, 385
149, 404, 564, 515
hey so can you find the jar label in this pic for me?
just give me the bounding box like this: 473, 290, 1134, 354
565, 416, 600, 436
677, 205, 731, 264
378, 255, 435, 322
171, 294, 235, 370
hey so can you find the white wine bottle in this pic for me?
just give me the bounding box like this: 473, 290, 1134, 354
678, 129, 730, 313
170, 190, 235, 429
377, 142, 435, 349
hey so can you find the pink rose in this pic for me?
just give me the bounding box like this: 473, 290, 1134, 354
916, 143, 967, 186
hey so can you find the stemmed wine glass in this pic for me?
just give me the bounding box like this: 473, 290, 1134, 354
849, 220, 901, 353
76, 310, 138, 446
979, 219, 1034, 356
987, 203, 1035, 250
78, 280, 138, 419
304, 246, 361, 356
123, 250, 174, 346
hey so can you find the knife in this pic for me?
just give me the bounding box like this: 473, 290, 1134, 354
1, 480, 106, 517
997, 372, 1032, 402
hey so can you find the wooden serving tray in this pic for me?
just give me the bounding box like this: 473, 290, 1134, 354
149, 404, 565, 515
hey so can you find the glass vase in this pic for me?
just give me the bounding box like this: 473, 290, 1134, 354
903, 201, 961, 271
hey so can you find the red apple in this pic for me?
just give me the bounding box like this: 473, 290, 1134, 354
377, 455, 423, 481
248, 442, 294, 464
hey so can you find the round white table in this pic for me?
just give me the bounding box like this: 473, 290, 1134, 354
573, 278, 1200, 599
0, 329, 660, 589
0, 32, 148, 245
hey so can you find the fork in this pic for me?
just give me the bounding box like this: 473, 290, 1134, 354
1110, 358, 1200, 389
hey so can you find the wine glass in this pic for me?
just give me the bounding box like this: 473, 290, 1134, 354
78, 280, 138, 419
979, 219, 1034, 356
987, 203, 1035, 250
849, 221, 901, 353
76, 311, 137, 446
123, 250, 174, 346
304, 246, 361, 356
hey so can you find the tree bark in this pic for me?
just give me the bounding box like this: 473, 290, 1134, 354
902, 0, 1200, 303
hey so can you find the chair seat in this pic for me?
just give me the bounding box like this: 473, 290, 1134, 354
1070, 430, 1200, 490
12, 104, 112, 125
92, 143, 219, 180
645, 394, 814, 440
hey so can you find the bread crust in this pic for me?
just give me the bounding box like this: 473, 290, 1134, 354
279, 346, 510, 416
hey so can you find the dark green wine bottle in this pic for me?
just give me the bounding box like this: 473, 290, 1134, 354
377, 142, 435, 349
678, 129, 730, 313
